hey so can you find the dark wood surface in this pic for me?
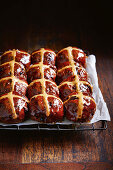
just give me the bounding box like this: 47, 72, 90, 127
0, 1, 113, 169
0, 162, 113, 170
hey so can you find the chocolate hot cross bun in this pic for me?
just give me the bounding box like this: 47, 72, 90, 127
27, 48, 63, 123
56, 47, 96, 122
0, 50, 30, 123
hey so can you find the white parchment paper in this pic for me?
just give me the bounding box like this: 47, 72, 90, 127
0, 55, 110, 126
86, 55, 110, 123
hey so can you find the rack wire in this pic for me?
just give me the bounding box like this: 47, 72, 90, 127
0, 120, 107, 131
0, 51, 108, 131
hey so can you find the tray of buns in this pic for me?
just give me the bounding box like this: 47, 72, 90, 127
0, 47, 110, 130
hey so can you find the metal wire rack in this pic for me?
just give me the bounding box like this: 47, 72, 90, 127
0, 120, 107, 131
0, 50, 108, 131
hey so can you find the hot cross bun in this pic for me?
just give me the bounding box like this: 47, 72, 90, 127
27, 48, 63, 123
56, 47, 96, 122
0, 50, 30, 123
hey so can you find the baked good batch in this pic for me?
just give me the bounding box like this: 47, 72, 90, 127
27, 48, 63, 123
0, 50, 30, 123
56, 47, 96, 122
0, 47, 96, 124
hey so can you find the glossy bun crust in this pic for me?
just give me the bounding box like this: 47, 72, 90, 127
64, 95, 96, 122
0, 47, 96, 124
0, 50, 29, 123
1, 50, 30, 70
56, 47, 96, 122
27, 48, 63, 123
56, 47, 87, 70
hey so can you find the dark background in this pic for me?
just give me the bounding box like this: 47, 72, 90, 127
0, 0, 113, 54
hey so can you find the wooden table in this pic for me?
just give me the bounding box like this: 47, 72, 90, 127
0, 1, 113, 169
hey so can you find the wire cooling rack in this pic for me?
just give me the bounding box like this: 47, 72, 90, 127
0, 120, 107, 131
0, 51, 108, 131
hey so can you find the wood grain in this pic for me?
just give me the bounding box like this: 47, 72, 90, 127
0, 0, 113, 166
0, 162, 113, 170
